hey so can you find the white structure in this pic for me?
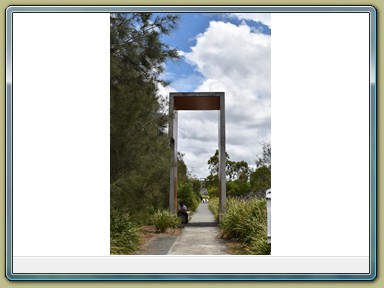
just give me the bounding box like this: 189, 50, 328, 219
266, 188, 271, 244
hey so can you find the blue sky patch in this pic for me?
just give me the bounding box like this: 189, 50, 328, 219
159, 13, 270, 91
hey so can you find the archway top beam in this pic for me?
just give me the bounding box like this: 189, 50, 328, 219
169, 91, 226, 219
170, 92, 224, 111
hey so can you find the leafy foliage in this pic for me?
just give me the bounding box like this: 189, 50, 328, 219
208, 197, 219, 222
206, 150, 252, 197
256, 141, 271, 169
250, 166, 271, 198
208, 197, 270, 255
228, 160, 251, 181
177, 152, 189, 185
178, 182, 200, 212
227, 179, 251, 197
250, 140, 271, 198
110, 13, 180, 252
110, 209, 142, 254
207, 186, 219, 198
219, 198, 271, 255
110, 13, 179, 220
152, 210, 180, 233
207, 149, 231, 179
176, 153, 201, 212
190, 178, 202, 196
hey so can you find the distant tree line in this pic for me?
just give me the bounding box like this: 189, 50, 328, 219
205, 141, 271, 199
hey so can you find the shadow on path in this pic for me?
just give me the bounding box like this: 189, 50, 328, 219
182, 222, 218, 227
168, 203, 228, 255
138, 203, 228, 255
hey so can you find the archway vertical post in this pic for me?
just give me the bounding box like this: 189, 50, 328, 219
169, 92, 226, 220
218, 94, 226, 221
169, 96, 178, 213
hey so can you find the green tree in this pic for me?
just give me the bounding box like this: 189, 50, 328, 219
206, 150, 252, 197
110, 13, 179, 221
110, 13, 179, 182
190, 177, 202, 197
205, 173, 218, 191
177, 152, 188, 184
229, 160, 251, 181
207, 186, 219, 198
207, 149, 231, 174
206, 149, 232, 185
256, 141, 271, 169
250, 166, 271, 198
178, 182, 199, 212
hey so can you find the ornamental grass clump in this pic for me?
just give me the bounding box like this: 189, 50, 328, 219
110, 209, 142, 254
245, 226, 271, 255
152, 209, 180, 233
219, 197, 271, 255
208, 197, 219, 221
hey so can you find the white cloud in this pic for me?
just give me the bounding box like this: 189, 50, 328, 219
177, 110, 219, 178
157, 82, 176, 115
229, 13, 271, 27
175, 20, 271, 178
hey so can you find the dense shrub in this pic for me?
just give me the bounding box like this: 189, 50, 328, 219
208, 197, 219, 221
219, 198, 271, 255
178, 182, 199, 212
207, 186, 219, 198
245, 228, 272, 255
152, 210, 180, 233
250, 166, 271, 198
110, 209, 142, 254
226, 180, 251, 197
110, 171, 169, 226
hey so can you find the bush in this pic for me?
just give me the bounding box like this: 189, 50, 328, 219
207, 186, 219, 198
245, 230, 271, 255
219, 198, 271, 255
152, 210, 180, 233
178, 182, 199, 212
110, 209, 142, 254
250, 166, 271, 198
227, 180, 251, 197
208, 197, 219, 221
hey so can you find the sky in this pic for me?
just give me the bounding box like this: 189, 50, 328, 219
157, 13, 271, 178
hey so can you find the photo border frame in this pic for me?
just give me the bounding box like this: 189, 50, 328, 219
5, 5, 377, 281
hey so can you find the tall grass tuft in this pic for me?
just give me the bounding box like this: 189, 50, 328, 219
110, 209, 142, 254
220, 198, 271, 255
208, 197, 219, 221
152, 209, 180, 233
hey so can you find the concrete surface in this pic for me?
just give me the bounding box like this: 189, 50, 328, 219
168, 203, 228, 255
138, 236, 178, 255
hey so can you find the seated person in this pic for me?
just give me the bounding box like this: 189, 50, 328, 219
178, 201, 188, 223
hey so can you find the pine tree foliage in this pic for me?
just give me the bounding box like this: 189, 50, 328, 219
110, 13, 179, 222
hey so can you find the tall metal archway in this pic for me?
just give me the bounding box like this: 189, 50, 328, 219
169, 92, 226, 221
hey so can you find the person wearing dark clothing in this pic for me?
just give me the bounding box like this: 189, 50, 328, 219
178, 201, 188, 223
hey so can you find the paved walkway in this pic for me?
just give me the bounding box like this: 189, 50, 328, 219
138, 236, 177, 255
168, 203, 228, 255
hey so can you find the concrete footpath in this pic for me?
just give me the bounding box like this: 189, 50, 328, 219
168, 203, 228, 255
